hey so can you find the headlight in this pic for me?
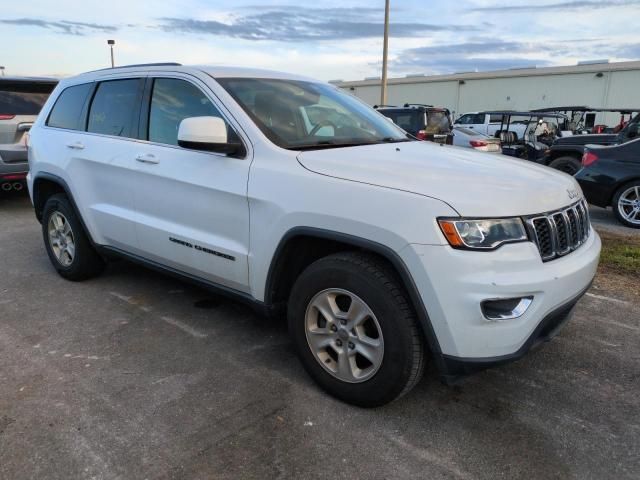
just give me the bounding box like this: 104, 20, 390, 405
438, 218, 528, 250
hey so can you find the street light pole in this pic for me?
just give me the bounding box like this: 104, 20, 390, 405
0, 66, 5, 77
107, 40, 115, 68
380, 0, 390, 105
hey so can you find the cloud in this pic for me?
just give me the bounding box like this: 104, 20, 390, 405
472, 0, 640, 13
0, 17, 117, 35
391, 39, 562, 74
158, 6, 479, 42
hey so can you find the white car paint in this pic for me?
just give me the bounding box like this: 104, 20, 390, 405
28, 64, 600, 364
455, 112, 528, 139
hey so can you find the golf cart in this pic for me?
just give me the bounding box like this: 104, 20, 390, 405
484, 111, 568, 162
531, 107, 640, 174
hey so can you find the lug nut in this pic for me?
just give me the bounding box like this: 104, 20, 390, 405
336, 339, 343, 347
340, 319, 347, 325
348, 342, 355, 349
330, 325, 337, 332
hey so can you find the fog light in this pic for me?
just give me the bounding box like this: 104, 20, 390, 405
481, 296, 533, 321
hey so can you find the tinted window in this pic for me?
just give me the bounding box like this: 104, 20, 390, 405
379, 111, 419, 133
0, 82, 54, 116
88, 79, 140, 137
149, 78, 224, 146
489, 114, 504, 123
47, 83, 92, 130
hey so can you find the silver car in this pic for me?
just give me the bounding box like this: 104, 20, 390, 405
1, 77, 57, 192
452, 126, 501, 152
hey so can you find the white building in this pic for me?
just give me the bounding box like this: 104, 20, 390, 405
334, 60, 640, 126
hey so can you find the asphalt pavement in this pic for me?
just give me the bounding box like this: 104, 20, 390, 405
1, 191, 639, 479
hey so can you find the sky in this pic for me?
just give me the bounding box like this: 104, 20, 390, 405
1, 0, 639, 81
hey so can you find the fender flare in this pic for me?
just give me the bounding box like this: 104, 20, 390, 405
264, 226, 447, 372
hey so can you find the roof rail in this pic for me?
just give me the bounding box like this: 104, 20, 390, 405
90, 62, 182, 73
373, 104, 397, 109
403, 103, 434, 108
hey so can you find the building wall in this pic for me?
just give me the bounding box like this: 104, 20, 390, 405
340, 64, 640, 126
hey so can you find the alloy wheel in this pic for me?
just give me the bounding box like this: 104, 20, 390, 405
304, 288, 384, 383
47, 211, 76, 267
617, 185, 640, 225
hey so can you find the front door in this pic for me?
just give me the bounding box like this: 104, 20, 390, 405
132, 76, 251, 292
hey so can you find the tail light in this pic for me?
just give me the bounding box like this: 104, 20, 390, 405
582, 151, 599, 167
416, 130, 427, 140
469, 140, 488, 148
0, 114, 16, 120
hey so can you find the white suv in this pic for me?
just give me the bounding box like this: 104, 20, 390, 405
27, 64, 601, 407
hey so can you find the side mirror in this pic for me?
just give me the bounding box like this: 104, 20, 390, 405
177, 116, 245, 156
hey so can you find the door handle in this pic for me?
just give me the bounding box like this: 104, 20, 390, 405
135, 153, 159, 164
66, 141, 85, 150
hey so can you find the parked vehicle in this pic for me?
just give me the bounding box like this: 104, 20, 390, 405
28, 64, 600, 406
1, 77, 58, 191
452, 126, 501, 152
532, 106, 640, 135
454, 111, 528, 140
375, 104, 453, 144
541, 111, 640, 175
488, 111, 567, 162
576, 137, 640, 228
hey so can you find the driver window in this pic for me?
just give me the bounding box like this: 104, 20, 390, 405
149, 78, 232, 146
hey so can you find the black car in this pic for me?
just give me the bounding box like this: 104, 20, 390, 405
576, 135, 640, 228
374, 104, 453, 144
542, 110, 640, 175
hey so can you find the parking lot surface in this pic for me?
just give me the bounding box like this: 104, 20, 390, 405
1, 192, 639, 480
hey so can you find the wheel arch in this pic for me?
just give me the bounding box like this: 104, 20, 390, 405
610, 176, 640, 206
264, 227, 445, 368
32, 173, 95, 244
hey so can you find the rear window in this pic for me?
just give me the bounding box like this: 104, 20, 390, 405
88, 79, 141, 138
426, 111, 451, 133
0, 82, 54, 116
379, 110, 420, 132
47, 83, 93, 130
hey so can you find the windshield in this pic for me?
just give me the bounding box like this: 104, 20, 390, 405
217, 78, 409, 150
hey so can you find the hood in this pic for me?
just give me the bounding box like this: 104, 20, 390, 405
554, 133, 619, 146
297, 141, 582, 217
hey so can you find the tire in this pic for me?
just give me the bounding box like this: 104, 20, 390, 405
612, 181, 640, 229
549, 156, 582, 175
288, 252, 425, 407
42, 194, 105, 280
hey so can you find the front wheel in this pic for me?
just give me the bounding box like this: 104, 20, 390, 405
288, 252, 426, 407
613, 181, 640, 228
549, 156, 582, 175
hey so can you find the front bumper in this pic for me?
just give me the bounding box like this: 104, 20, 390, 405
399, 228, 600, 370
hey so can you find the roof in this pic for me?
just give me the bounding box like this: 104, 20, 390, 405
480, 110, 568, 118
336, 60, 640, 88
532, 106, 640, 113
70, 63, 320, 84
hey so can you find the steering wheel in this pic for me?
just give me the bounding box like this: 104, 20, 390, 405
309, 119, 338, 136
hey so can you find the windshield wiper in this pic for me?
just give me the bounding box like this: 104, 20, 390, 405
287, 140, 378, 151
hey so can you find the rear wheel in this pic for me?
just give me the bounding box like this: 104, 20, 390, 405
288, 252, 425, 407
42, 194, 105, 280
549, 156, 582, 175
612, 181, 640, 228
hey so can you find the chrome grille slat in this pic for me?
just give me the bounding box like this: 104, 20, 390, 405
525, 200, 591, 262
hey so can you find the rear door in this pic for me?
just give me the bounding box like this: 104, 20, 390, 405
131, 75, 251, 292
44, 77, 144, 250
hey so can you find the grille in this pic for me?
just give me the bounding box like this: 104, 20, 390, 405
525, 200, 590, 261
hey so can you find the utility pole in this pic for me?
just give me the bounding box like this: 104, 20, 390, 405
107, 40, 115, 68
0, 66, 5, 77
380, 0, 390, 105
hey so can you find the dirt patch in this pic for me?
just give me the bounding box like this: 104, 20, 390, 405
593, 231, 640, 301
